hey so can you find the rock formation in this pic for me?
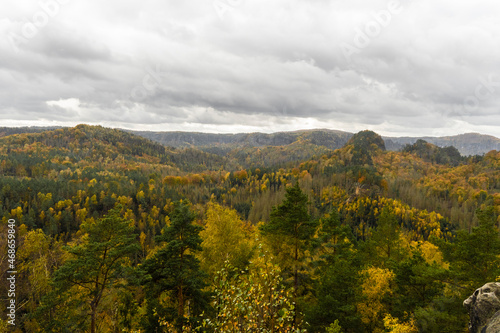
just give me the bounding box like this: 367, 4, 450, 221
464, 282, 500, 333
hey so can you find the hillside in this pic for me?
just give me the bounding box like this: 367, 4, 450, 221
0, 125, 229, 176
0, 125, 499, 332
129, 128, 353, 150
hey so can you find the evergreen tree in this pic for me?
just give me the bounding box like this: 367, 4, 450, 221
427, 206, 500, 332
439, 206, 500, 289
316, 208, 354, 262
307, 209, 363, 332
391, 251, 446, 320
141, 200, 207, 331
36, 205, 138, 333
260, 182, 318, 324
369, 207, 404, 266
308, 257, 363, 332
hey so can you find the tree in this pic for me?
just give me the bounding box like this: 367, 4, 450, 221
141, 200, 207, 331
383, 314, 418, 333
308, 258, 362, 332
438, 206, 500, 289
307, 209, 363, 332
17, 228, 66, 331
199, 202, 254, 276
357, 266, 395, 332
37, 205, 138, 333
316, 208, 354, 263
260, 182, 318, 324
201, 253, 306, 333
429, 206, 500, 331
370, 207, 404, 265
391, 251, 446, 320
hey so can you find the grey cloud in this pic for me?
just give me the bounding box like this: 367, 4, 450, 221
0, 0, 499, 137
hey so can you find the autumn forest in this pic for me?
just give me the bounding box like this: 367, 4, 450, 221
0, 124, 499, 332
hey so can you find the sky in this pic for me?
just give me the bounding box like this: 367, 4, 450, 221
1, 0, 500, 137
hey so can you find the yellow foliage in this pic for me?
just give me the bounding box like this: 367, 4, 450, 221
136, 190, 145, 201
358, 267, 395, 326
411, 240, 449, 269
200, 202, 254, 275
10, 206, 23, 220
18, 223, 28, 237
383, 314, 418, 333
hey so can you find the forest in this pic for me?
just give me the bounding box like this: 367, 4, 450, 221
0, 124, 499, 332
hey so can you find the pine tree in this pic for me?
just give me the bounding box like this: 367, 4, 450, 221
260, 182, 318, 324
36, 205, 138, 333
370, 207, 404, 265
307, 209, 363, 332
439, 206, 500, 289
141, 200, 207, 331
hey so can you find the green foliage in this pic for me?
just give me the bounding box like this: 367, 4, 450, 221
402, 139, 464, 166
200, 257, 306, 332
345, 130, 386, 166
326, 320, 343, 333
261, 182, 316, 241
413, 295, 467, 333
438, 206, 500, 288
418, 207, 500, 332
35, 205, 138, 332
369, 208, 404, 265
307, 258, 362, 332
260, 182, 318, 305
316, 208, 355, 262
0, 125, 498, 332
141, 200, 207, 331
391, 251, 446, 318
307, 209, 362, 332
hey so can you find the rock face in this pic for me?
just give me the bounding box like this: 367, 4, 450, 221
464, 282, 500, 332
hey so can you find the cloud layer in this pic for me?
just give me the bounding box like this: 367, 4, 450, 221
1, 0, 499, 136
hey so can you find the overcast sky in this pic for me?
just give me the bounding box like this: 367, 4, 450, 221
1, 0, 500, 137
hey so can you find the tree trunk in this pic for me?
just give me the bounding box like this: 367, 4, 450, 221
178, 247, 185, 326
91, 304, 96, 333
294, 236, 298, 326
178, 283, 184, 318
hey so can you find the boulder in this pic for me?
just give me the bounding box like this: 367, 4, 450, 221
464, 282, 500, 332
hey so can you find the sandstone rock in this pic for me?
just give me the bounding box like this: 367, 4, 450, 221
464, 282, 500, 333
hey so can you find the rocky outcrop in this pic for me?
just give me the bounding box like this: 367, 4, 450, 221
464, 282, 500, 332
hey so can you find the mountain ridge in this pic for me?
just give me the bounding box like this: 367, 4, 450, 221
1, 126, 498, 156
129, 129, 499, 156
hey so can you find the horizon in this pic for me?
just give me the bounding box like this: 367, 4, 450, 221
1, 123, 499, 140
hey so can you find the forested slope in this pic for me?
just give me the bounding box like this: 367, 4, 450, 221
0, 125, 498, 332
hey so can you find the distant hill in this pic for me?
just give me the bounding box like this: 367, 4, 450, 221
0, 125, 229, 173
384, 133, 500, 156
131, 129, 498, 156
128, 129, 353, 151
0, 126, 61, 138
2, 126, 498, 156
